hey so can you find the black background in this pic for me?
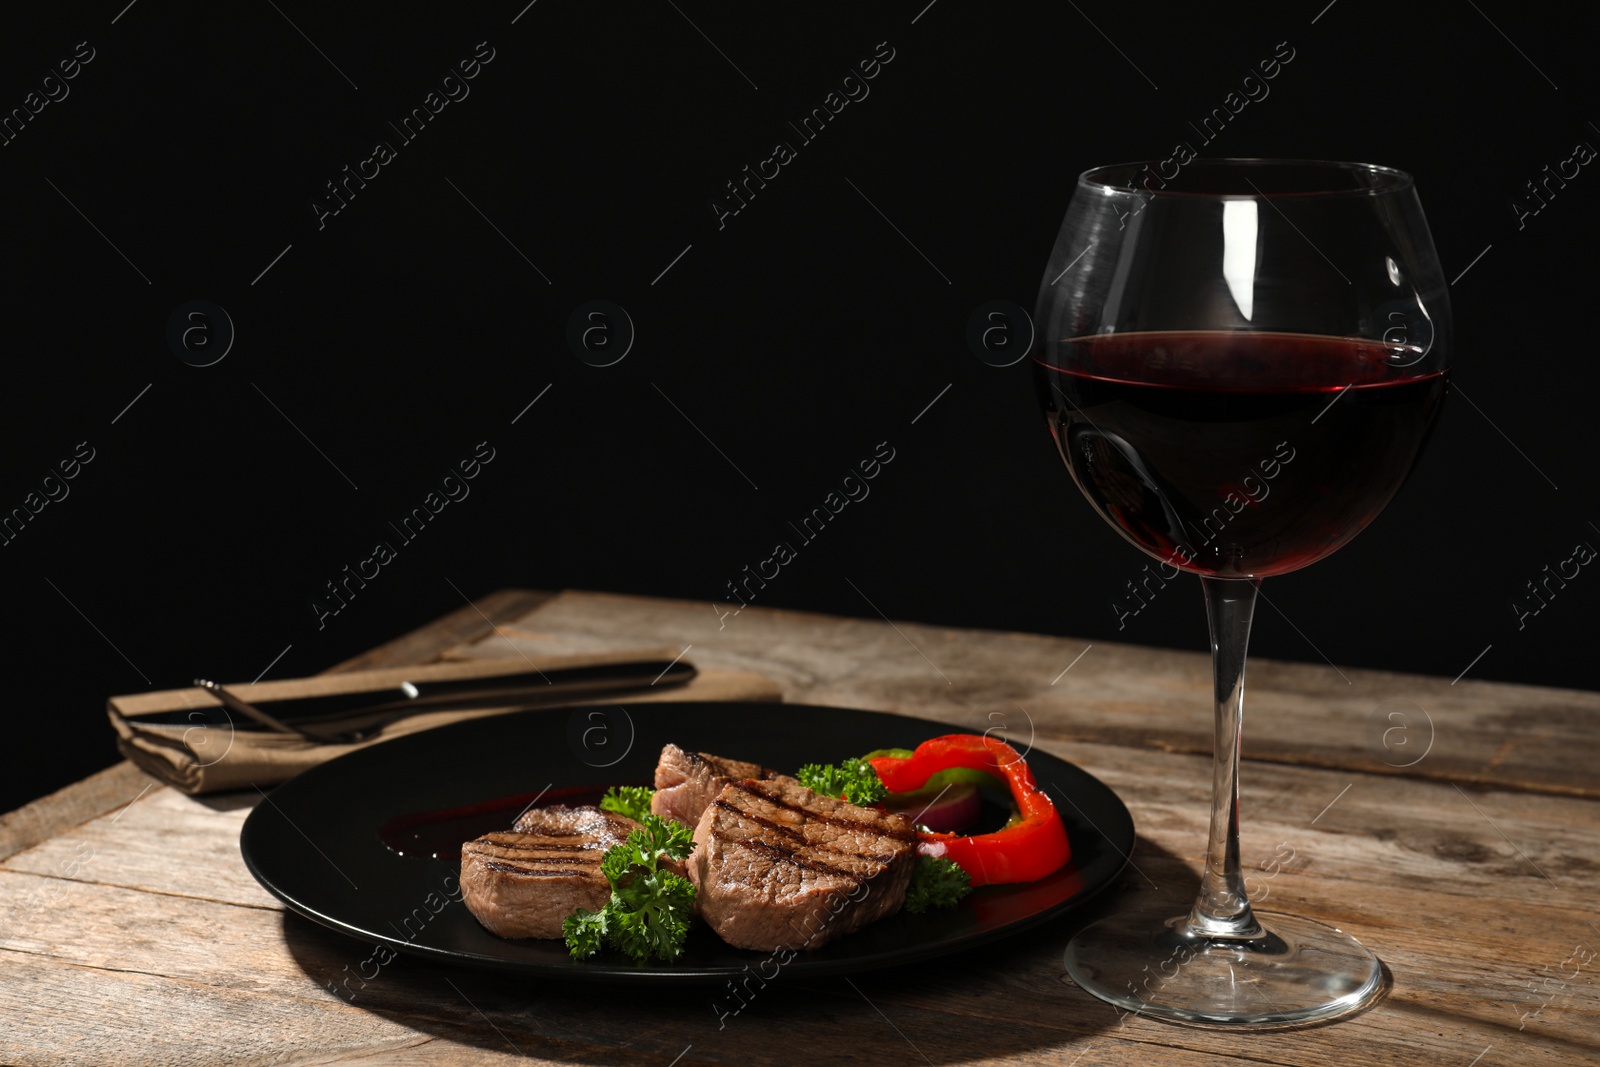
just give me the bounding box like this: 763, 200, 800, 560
2, 1, 1596, 815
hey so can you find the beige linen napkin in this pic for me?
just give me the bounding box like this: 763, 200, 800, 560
107, 651, 782, 794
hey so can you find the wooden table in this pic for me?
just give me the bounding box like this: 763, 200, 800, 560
2, 589, 1596, 1066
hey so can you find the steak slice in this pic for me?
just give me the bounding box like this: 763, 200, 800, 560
460, 805, 638, 939
688, 777, 918, 951
651, 743, 778, 827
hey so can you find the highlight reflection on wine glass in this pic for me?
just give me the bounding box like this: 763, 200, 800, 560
1035, 159, 1450, 1028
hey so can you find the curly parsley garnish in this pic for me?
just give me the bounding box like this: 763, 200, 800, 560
563, 813, 697, 963
903, 855, 971, 914
598, 785, 654, 823
796, 757, 888, 807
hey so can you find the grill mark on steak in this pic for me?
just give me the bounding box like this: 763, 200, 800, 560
474, 834, 598, 853
727, 780, 920, 843
481, 861, 594, 878
651, 744, 780, 827
470, 832, 611, 878
460, 804, 639, 939
689, 777, 919, 951
730, 836, 867, 882
474, 844, 595, 856
476, 850, 604, 867
710, 799, 903, 869
710, 799, 809, 841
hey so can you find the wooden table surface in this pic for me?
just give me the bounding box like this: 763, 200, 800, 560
2, 589, 1596, 1066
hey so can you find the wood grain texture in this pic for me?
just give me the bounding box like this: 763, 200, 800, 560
481, 589, 1600, 798
0, 589, 558, 858
2, 786, 275, 911
0, 760, 155, 865
1, 588, 1595, 1066
1, 741, 1592, 1066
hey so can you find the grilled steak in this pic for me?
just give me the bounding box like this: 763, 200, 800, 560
460, 805, 638, 939
651, 743, 778, 827
688, 777, 918, 951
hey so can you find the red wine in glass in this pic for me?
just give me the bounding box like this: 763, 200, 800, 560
1037, 330, 1448, 578
1036, 159, 1452, 1028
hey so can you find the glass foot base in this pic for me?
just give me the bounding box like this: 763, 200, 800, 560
1063, 909, 1385, 1029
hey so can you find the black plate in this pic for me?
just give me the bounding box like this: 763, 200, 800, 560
240, 702, 1134, 982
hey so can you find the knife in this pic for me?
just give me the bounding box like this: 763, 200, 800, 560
135, 658, 696, 735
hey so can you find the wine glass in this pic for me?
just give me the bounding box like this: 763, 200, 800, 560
1034, 159, 1449, 1028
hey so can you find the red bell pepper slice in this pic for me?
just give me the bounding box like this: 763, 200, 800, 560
868, 734, 1070, 887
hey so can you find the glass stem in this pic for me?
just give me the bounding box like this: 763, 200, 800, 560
1185, 576, 1265, 940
